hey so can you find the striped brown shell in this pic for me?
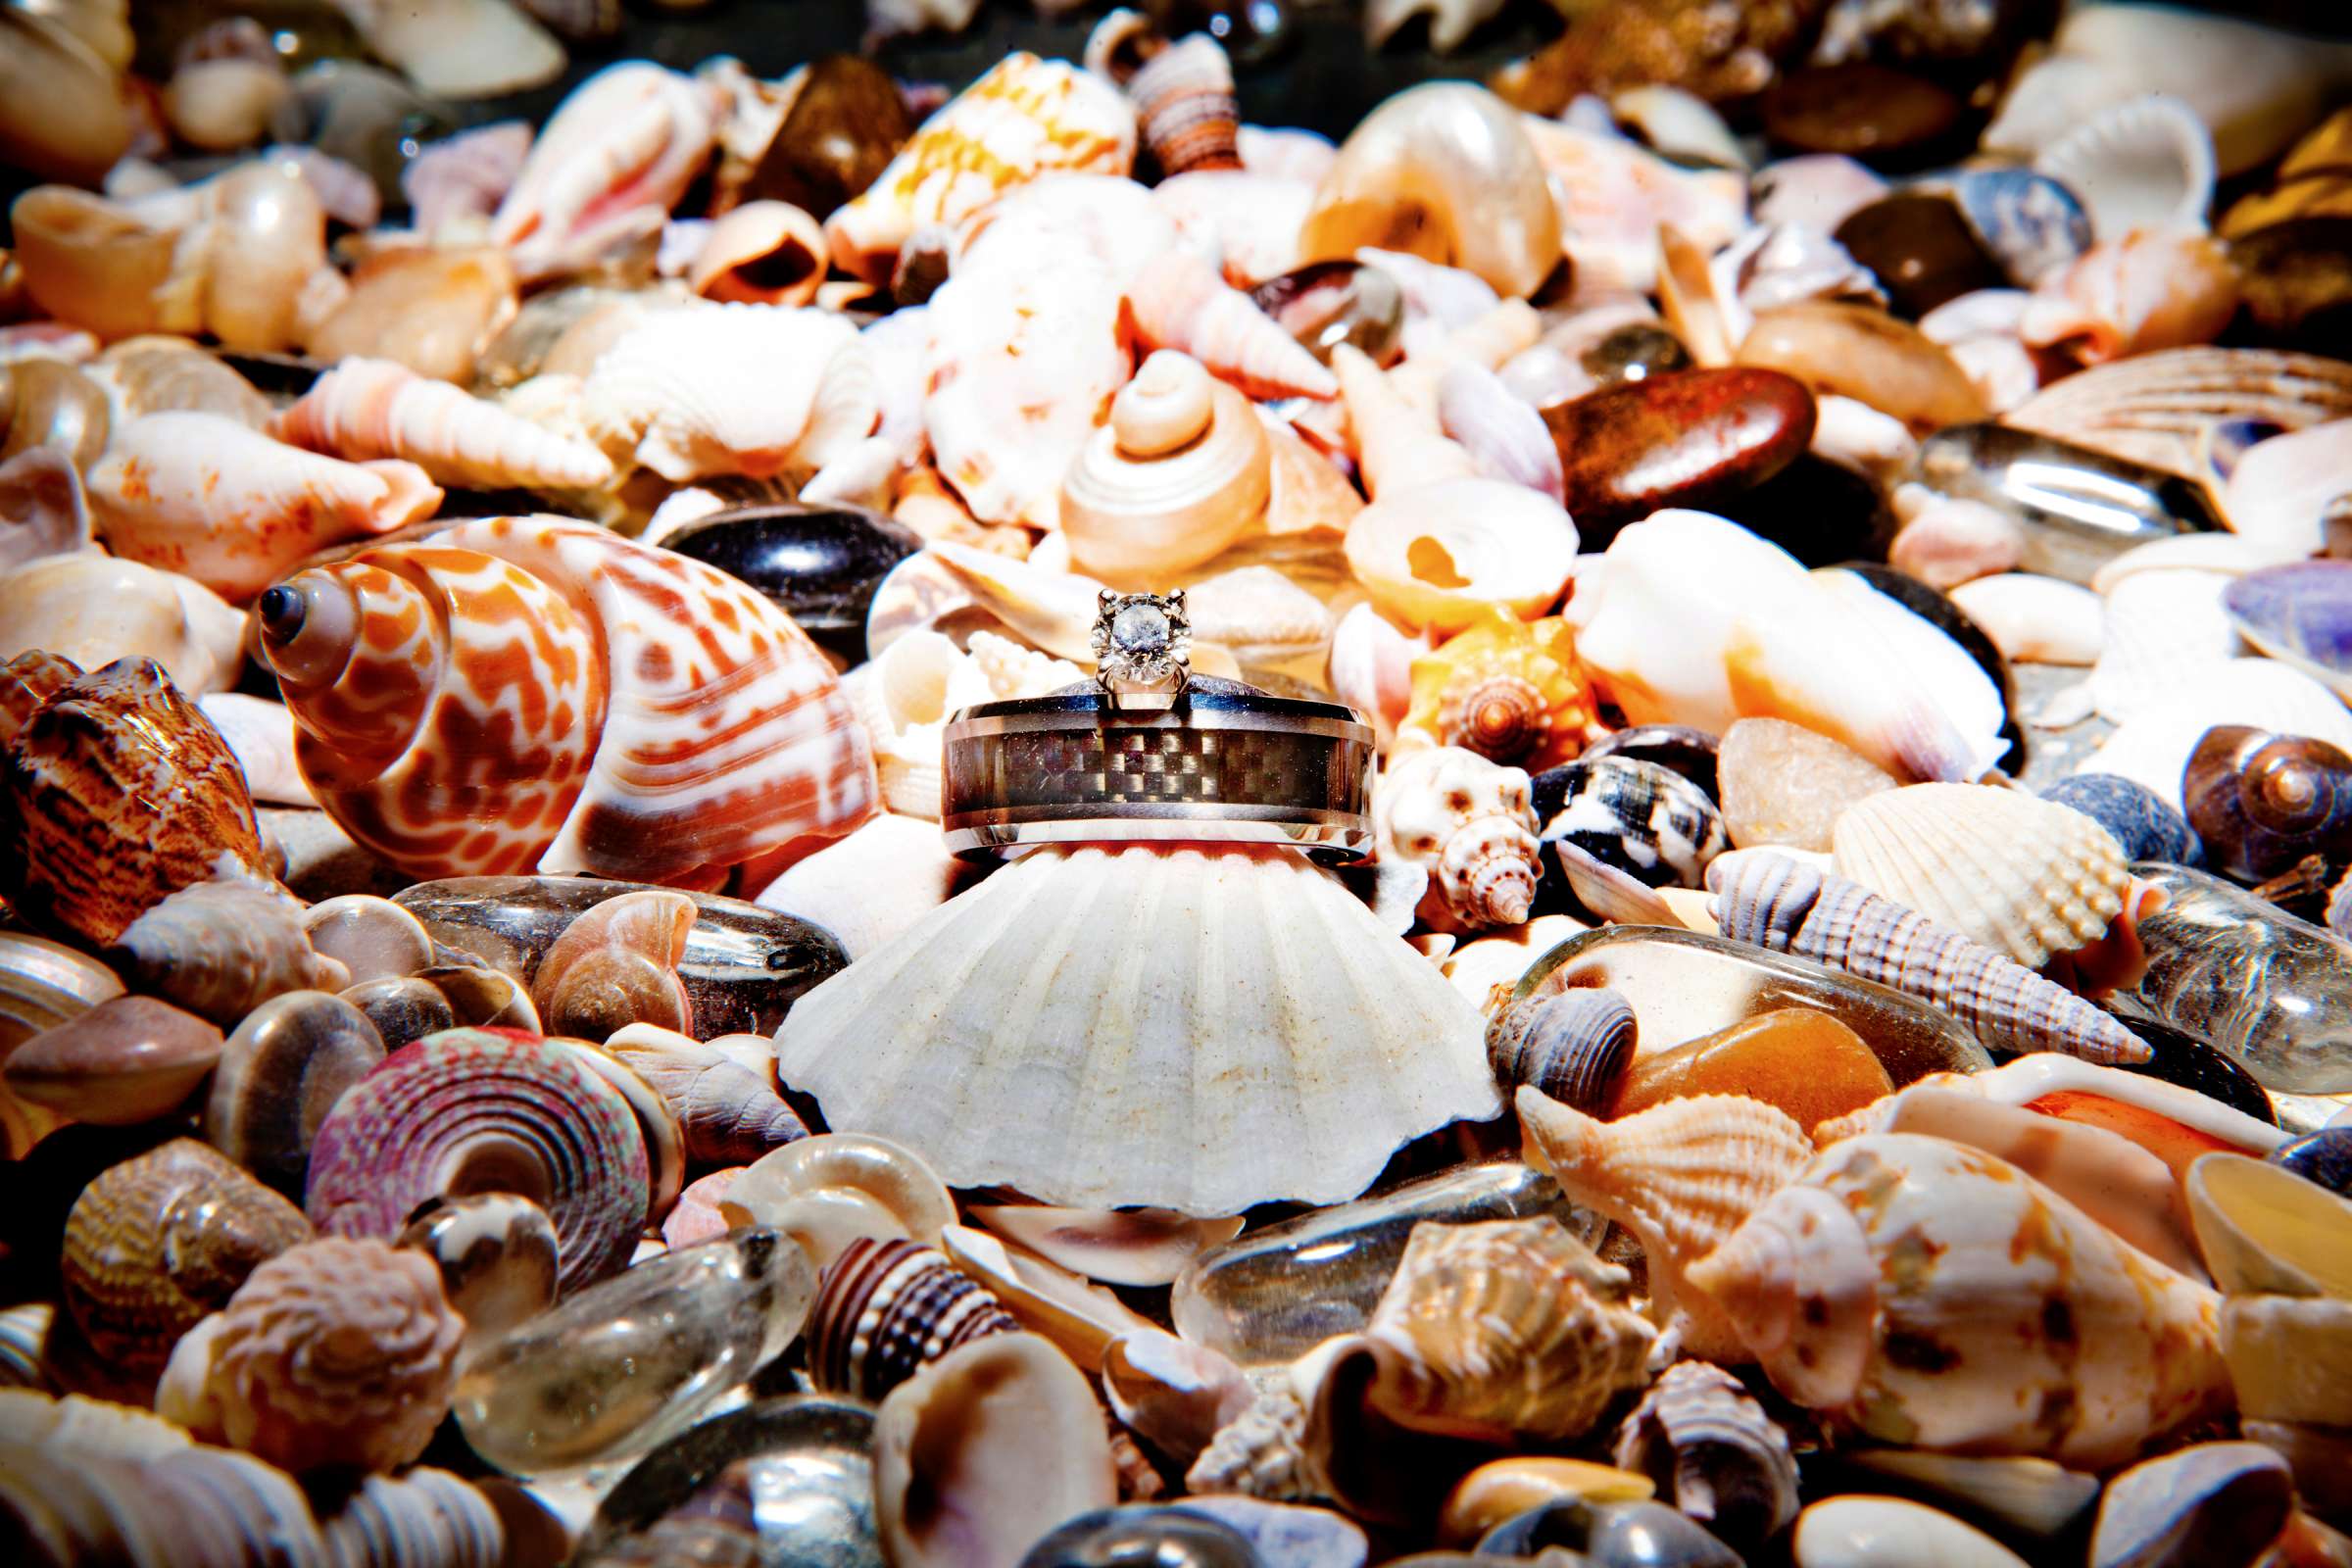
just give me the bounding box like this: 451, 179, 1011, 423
806, 1237, 1019, 1401
2, 657, 270, 949
61, 1138, 313, 1380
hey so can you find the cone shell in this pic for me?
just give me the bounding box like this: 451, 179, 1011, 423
777, 843, 1501, 1215
1684, 1132, 2232, 1470
1400, 612, 1596, 770
261, 515, 877, 884
1124, 247, 1340, 402
1830, 784, 2132, 969
824, 54, 1138, 286
304, 1027, 652, 1295
1709, 852, 2153, 1065
1360, 1217, 1655, 1442
1612, 1359, 1799, 1546
2002, 348, 2352, 483
2, 656, 270, 950
61, 1139, 313, 1381
806, 1236, 1021, 1401
167, 1236, 465, 1474
270, 356, 615, 491
1515, 1088, 1815, 1361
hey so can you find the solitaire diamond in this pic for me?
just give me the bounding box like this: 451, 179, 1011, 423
1092, 590, 1192, 692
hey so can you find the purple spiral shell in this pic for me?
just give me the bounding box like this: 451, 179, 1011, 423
806, 1237, 1020, 1401
305, 1026, 650, 1295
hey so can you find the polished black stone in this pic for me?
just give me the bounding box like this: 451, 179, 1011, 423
2096, 1016, 2278, 1126
661, 503, 924, 662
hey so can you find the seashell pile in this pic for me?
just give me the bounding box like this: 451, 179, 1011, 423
4, 4, 2352, 1562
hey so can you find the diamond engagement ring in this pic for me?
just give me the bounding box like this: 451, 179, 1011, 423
1091, 590, 1191, 701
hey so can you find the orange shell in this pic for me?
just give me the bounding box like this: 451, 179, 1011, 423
1400, 611, 1597, 770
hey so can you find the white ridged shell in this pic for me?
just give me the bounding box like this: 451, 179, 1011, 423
776, 842, 1501, 1216
2034, 94, 2216, 243
1831, 784, 2132, 968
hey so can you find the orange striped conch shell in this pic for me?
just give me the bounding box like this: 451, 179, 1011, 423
255, 515, 877, 884
87, 413, 442, 602
270, 356, 615, 491
824, 54, 1138, 286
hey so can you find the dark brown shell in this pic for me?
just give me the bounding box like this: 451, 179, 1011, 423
0, 650, 78, 752
60, 1138, 312, 1380
2, 658, 269, 949
806, 1237, 1018, 1401
2183, 724, 2352, 883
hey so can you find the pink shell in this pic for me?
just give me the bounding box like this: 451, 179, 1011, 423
304, 1027, 651, 1295
270, 357, 613, 490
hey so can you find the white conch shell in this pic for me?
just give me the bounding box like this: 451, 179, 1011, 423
1298, 83, 1561, 299
1152, 170, 1312, 289
1946, 574, 2105, 666
1061, 351, 1270, 584
87, 413, 440, 601
2077, 658, 2352, 812
846, 628, 1082, 818
334, 0, 561, 99
1345, 478, 1578, 635
1566, 510, 2002, 783
1372, 746, 1543, 933
1685, 1132, 2231, 1470
489, 63, 724, 283
776, 842, 1502, 1215
270, 356, 614, 490
0, 552, 245, 695
581, 304, 877, 484
1124, 247, 1338, 401
1981, 3, 2352, 176
1518, 117, 1748, 297
825, 54, 1138, 286
2018, 231, 2238, 367
0, 448, 92, 574
2034, 94, 2217, 243
756, 811, 972, 962
1830, 784, 2131, 969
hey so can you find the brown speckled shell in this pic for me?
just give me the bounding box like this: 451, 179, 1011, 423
2, 657, 269, 949
0, 650, 79, 752
807, 1237, 1020, 1401
188, 1236, 466, 1474
60, 1138, 313, 1380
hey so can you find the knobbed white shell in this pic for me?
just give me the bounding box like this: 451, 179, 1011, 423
777, 842, 1500, 1215
1345, 477, 1579, 634
1372, 746, 1544, 933
1830, 784, 2132, 969
1060, 351, 1270, 584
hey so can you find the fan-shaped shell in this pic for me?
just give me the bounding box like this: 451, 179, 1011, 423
260, 516, 877, 884
162, 1236, 465, 1474
270, 355, 615, 491
2034, 94, 2217, 243
1059, 351, 1271, 584
88, 413, 442, 602
1685, 1132, 2231, 1470
1354, 474, 1571, 634
61, 1139, 313, 1380
824, 54, 1138, 286
1830, 784, 2132, 969
2, 655, 271, 949
580, 304, 878, 486
806, 1236, 1022, 1400
1358, 1217, 1654, 1442
1515, 1088, 1815, 1362
1612, 1359, 1798, 1548
2002, 348, 2352, 483
777, 843, 1501, 1215
304, 1027, 652, 1295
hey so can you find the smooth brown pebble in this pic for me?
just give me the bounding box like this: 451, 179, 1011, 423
4, 996, 222, 1124
1436, 1457, 1655, 1546
1762, 63, 1964, 167
742, 55, 912, 220
203, 989, 386, 1190
1738, 301, 1988, 433
1718, 717, 1900, 852
1835, 191, 2007, 318
1544, 368, 1817, 550
1611, 1006, 1895, 1132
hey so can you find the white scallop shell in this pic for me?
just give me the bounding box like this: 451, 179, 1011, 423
775, 842, 1502, 1215
2001, 347, 2352, 482
2034, 94, 2217, 243
2077, 658, 2352, 811
2087, 567, 2242, 727
1830, 784, 2131, 968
